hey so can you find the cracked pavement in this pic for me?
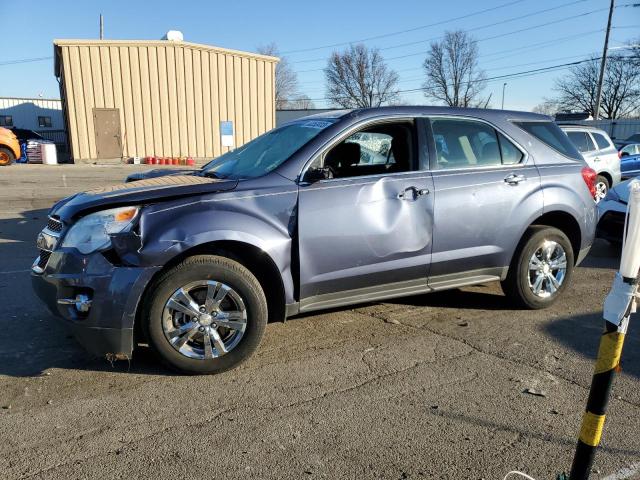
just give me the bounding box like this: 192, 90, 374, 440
0, 165, 638, 479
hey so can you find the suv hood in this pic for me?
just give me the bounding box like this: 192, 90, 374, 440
51, 175, 238, 221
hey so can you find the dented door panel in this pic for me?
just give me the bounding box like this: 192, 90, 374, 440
298, 173, 434, 299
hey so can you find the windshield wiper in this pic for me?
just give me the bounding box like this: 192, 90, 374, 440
201, 170, 226, 179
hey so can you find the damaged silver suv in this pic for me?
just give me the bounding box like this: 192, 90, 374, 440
32, 107, 597, 374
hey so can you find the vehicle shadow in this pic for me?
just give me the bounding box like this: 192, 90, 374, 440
0, 209, 627, 378
543, 311, 640, 379
0, 207, 180, 378
579, 239, 620, 270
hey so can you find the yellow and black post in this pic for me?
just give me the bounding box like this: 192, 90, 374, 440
568, 275, 634, 479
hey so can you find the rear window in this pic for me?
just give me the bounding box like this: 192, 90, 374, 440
515, 121, 582, 160
566, 131, 595, 153
592, 132, 612, 150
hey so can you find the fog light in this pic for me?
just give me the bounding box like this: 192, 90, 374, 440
58, 294, 93, 313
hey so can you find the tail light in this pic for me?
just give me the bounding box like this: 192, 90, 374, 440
581, 166, 597, 198
618, 150, 622, 159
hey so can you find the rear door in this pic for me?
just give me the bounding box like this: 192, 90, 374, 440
424, 116, 542, 287
297, 118, 434, 309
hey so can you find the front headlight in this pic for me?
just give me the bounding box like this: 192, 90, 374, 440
61, 206, 139, 254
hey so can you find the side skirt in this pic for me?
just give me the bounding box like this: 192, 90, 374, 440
287, 267, 508, 316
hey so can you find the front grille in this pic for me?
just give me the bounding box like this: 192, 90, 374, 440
46, 216, 64, 233
37, 250, 52, 269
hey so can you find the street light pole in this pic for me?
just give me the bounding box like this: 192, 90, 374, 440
99, 14, 104, 40
594, 0, 615, 120
501, 83, 507, 109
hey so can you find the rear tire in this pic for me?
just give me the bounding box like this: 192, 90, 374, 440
594, 175, 609, 203
501, 226, 574, 309
143, 255, 267, 374
0, 147, 15, 166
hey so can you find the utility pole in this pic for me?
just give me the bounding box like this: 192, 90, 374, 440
501, 83, 507, 109
594, 0, 614, 120
99, 14, 104, 40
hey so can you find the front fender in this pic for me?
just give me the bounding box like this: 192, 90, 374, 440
133, 187, 298, 304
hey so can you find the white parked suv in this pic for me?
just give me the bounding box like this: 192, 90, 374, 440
560, 125, 621, 202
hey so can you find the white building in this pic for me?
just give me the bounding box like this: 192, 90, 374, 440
0, 97, 64, 131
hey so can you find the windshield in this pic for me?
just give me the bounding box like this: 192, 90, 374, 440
202, 119, 336, 179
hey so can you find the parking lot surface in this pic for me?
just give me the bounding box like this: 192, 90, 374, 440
0, 165, 638, 479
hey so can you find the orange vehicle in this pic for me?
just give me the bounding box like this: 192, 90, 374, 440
0, 127, 21, 166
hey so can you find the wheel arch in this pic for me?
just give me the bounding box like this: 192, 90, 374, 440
528, 211, 582, 264
597, 171, 612, 187
134, 240, 287, 345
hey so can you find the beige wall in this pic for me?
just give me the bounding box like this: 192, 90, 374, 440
55, 40, 277, 161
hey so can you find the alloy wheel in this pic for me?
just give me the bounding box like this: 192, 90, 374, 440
162, 280, 247, 360
594, 181, 608, 203
527, 240, 568, 298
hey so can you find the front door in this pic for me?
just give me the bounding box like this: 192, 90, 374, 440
297, 120, 434, 311
425, 117, 542, 286
93, 108, 122, 159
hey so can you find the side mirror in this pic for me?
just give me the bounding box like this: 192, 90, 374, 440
621, 152, 629, 157
304, 166, 333, 183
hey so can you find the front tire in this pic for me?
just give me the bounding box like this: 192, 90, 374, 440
0, 147, 16, 166
143, 255, 267, 374
501, 226, 574, 309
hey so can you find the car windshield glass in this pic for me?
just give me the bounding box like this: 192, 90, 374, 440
202, 119, 336, 179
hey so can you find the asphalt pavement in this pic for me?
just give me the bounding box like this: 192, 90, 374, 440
0, 164, 638, 479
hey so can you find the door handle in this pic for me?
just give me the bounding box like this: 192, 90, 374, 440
398, 186, 430, 200
504, 173, 526, 185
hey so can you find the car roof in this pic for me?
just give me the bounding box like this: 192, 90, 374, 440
290, 105, 550, 123
558, 124, 608, 134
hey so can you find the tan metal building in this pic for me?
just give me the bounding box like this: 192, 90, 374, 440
54, 39, 278, 163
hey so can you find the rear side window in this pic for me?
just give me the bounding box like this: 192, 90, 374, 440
431, 118, 523, 169
515, 121, 582, 160
592, 132, 612, 150
498, 132, 524, 165
566, 131, 596, 153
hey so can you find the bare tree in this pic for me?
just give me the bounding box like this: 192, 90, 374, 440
422, 30, 488, 107
553, 55, 640, 119
324, 44, 399, 108
257, 43, 300, 109
288, 95, 315, 110
532, 100, 560, 117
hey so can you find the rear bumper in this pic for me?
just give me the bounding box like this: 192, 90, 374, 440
31, 249, 161, 358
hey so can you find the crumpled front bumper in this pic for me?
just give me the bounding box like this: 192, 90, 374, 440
31, 248, 161, 358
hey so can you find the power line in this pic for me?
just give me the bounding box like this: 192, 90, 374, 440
0, 56, 53, 67
284, 55, 624, 103
281, 0, 529, 55
294, 5, 609, 74
301, 51, 604, 96
294, 29, 605, 87
290, 0, 588, 65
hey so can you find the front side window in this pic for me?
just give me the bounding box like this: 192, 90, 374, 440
622, 144, 640, 156
431, 118, 521, 169
38, 116, 52, 128
0, 115, 13, 127
515, 121, 582, 160
592, 132, 612, 150
566, 131, 595, 153
309, 121, 415, 180
202, 119, 336, 179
